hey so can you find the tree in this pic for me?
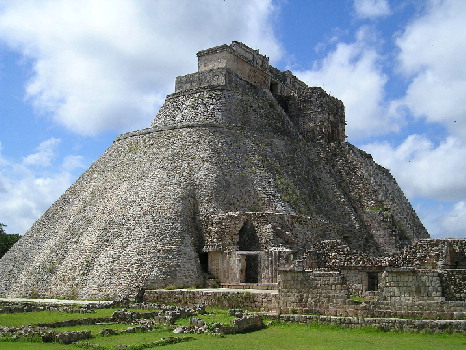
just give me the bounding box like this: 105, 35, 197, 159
0, 223, 21, 258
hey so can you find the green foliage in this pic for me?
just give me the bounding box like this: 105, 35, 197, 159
0, 223, 21, 258
349, 295, 376, 303
163, 285, 179, 290
370, 206, 384, 211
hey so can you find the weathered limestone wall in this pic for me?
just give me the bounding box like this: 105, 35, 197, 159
272, 314, 466, 333
327, 144, 429, 255
392, 239, 466, 269
276, 267, 465, 318
301, 239, 466, 271
285, 87, 346, 143
340, 269, 380, 297
278, 269, 350, 313
379, 269, 444, 302
152, 86, 292, 136
175, 68, 270, 95
439, 270, 466, 301
144, 289, 278, 312
203, 212, 349, 253
206, 249, 294, 285
197, 42, 270, 89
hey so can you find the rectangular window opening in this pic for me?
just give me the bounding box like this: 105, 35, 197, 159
367, 272, 378, 291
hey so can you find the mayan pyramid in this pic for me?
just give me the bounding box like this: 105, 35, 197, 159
0, 42, 428, 299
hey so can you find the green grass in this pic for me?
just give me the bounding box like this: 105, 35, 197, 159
0, 342, 78, 350
194, 308, 235, 325
166, 323, 466, 350
0, 308, 117, 327
53, 323, 129, 336
1, 309, 465, 350
0, 308, 161, 327
75, 327, 183, 348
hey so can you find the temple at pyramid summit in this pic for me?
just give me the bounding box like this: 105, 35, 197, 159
0, 42, 464, 310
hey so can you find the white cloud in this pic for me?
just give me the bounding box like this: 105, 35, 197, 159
363, 134, 466, 238
440, 201, 466, 238
363, 135, 466, 202
22, 137, 60, 167
0, 140, 82, 234
0, 0, 281, 136
354, 0, 391, 19
295, 37, 396, 140
396, 0, 466, 138
410, 200, 465, 238
62, 155, 85, 172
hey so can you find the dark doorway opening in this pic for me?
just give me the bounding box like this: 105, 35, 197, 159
367, 272, 378, 291
199, 252, 209, 274
245, 255, 259, 283
238, 220, 260, 251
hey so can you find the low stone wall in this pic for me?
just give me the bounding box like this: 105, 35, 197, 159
317, 300, 466, 320
0, 302, 98, 314
144, 289, 278, 311
0, 325, 92, 344
225, 314, 265, 334
278, 269, 349, 313
379, 269, 444, 302
269, 314, 466, 334
144, 288, 465, 320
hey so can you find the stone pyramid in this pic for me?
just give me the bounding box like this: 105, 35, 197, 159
0, 42, 428, 299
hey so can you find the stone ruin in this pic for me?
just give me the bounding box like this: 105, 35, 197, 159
0, 42, 462, 308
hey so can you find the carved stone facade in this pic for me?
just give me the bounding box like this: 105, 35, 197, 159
278, 239, 466, 313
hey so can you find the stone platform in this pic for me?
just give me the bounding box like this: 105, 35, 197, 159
144, 288, 278, 311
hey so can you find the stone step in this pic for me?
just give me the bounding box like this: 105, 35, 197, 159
220, 283, 278, 290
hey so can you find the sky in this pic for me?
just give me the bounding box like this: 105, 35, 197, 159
0, 0, 465, 238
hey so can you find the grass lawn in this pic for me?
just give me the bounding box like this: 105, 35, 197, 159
166, 323, 466, 350
0, 308, 117, 327
0, 309, 465, 350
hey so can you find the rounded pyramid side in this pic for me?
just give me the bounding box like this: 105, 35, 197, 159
0, 130, 209, 299
0, 84, 429, 298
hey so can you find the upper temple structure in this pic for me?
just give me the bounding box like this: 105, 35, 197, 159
3, 41, 458, 303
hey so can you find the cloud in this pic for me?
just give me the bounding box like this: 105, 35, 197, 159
363, 135, 466, 238
353, 0, 391, 19
62, 155, 85, 172
0, 0, 281, 136
410, 200, 466, 239
0, 139, 83, 234
396, 0, 466, 138
22, 138, 60, 167
295, 34, 396, 141
441, 201, 466, 238
363, 135, 466, 202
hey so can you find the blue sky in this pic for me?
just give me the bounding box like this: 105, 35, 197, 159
0, 0, 465, 238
